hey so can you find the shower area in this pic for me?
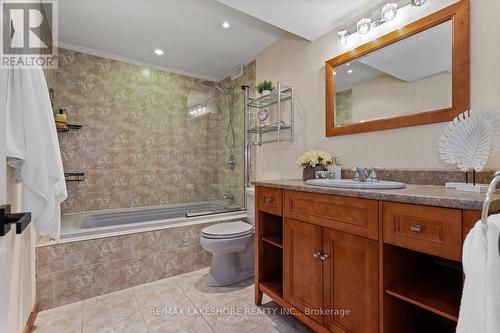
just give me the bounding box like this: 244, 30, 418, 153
45, 48, 256, 238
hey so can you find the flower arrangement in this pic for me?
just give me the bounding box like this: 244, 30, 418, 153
297, 150, 335, 169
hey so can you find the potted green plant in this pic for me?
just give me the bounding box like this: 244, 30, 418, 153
298, 150, 336, 180
257, 80, 274, 96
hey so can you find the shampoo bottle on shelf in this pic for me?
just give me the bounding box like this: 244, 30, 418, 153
55, 109, 68, 130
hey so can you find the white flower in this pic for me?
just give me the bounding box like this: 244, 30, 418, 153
297, 150, 335, 169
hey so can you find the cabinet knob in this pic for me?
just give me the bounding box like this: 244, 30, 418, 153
320, 254, 329, 261
264, 197, 274, 204
313, 251, 321, 258
410, 224, 422, 233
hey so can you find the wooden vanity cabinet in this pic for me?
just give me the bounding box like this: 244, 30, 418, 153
284, 218, 324, 324
283, 218, 379, 331
322, 229, 379, 333
255, 186, 477, 333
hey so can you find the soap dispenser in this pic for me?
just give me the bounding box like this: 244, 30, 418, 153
55, 109, 68, 130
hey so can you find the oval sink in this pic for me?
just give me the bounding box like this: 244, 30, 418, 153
306, 179, 406, 189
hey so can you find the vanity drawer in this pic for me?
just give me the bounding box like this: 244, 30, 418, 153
383, 202, 462, 261
256, 187, 283, 216
284, 190, 379, 240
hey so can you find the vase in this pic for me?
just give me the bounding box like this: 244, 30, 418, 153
303, 166, 325, 181
261, 90, 271, 96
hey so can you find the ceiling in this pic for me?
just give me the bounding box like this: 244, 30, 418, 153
58, 0, 284, 81
58, 0, 378, 81
216, 0, 375, 41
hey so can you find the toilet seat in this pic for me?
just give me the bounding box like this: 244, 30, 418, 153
202, 221, 254, 240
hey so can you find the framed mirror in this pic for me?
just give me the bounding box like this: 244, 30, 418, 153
325, 0, 469, 136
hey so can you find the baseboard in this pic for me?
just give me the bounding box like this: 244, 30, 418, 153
23, 302, 38, 333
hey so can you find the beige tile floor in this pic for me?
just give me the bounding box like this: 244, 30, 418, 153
33, 267, 313, 333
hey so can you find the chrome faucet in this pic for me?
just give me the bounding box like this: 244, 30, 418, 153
352, 167, 368, 182
352, 167, 379, 182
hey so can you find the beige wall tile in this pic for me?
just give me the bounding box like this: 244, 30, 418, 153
36, 273, 54, 310
53, 262, 110, 307
48, 49, 255, 214
36, 242, 84, 275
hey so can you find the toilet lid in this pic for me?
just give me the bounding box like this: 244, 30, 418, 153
202, 221, 254, 239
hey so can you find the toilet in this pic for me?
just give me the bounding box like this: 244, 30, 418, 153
200, 187, 255, 286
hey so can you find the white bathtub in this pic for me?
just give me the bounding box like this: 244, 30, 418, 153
60, 201, 246, 241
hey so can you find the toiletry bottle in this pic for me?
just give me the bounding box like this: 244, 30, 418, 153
55, 109, 68, 130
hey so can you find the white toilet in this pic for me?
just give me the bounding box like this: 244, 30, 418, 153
200, 187, 255, 286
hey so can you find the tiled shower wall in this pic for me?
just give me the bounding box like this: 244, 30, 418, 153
45, 48, 255, 213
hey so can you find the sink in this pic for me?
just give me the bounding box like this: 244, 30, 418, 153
306, 179, 406, 189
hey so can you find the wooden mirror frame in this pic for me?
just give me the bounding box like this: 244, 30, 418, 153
325, 0, 469, 137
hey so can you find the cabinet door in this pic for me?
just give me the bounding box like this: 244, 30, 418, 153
323, 229, 379, 333
284, 218, 324, 324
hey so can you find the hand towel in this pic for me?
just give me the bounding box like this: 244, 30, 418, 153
6, 67, 67, 239
457, 214, 500, 333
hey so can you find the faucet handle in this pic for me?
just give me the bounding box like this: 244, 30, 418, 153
352, 167, 360, 181
367, 168, 379, 182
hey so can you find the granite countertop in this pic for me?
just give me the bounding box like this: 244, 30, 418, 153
253, 179, 500, 211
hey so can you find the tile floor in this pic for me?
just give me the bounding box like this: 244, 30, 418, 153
32, 267, 312, 333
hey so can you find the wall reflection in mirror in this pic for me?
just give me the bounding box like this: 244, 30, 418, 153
334, 20, 452, 127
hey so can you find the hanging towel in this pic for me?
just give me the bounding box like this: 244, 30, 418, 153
6, 67, 67, 239
457, 214, 500, 333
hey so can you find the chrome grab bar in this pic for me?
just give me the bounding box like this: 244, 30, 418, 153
480, 171, 500, 256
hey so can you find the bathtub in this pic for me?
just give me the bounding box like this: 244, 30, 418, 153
60, 200, 245, 240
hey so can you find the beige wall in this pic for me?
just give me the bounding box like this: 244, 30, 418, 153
255, 0, 500, 179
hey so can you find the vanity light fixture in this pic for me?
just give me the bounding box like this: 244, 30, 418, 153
411, 0, 426, 6
337, 0, 427, 46
381, 3, 398, 22
337, 30, 349, 45
154, 49, 164, 55
222, 21, 230, 29
357, 18, 372, 34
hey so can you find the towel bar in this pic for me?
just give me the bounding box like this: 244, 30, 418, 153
480, 171, 500, 256
0, 204, 32, 236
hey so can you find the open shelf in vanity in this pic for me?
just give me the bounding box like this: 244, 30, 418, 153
256, 187, 285, 299
382, 244, 462, 332
385, 264, 461, 322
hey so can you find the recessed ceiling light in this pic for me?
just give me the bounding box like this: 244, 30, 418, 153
333, 71, 337, 76
346, 62, 351, 66
347, 69, 353, 74
222, 21, 230, 29
154, 49, 164, 56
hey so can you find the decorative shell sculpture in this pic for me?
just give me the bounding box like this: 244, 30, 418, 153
439, 106, 500, 172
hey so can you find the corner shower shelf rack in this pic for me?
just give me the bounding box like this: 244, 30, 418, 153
245, 82, 294, 145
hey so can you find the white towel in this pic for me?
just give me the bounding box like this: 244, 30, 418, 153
457, 214, 500, 333
6, 67, 67, 239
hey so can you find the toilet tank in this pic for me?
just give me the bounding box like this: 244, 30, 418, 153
246, 187, 255, 226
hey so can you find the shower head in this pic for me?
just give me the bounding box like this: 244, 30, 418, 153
202, 80, 233, 96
